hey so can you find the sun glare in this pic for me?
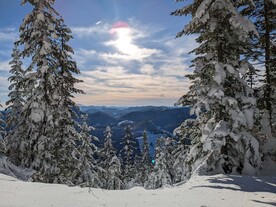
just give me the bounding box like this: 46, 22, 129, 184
109, 21, 139, 57
113, 28, 136, 55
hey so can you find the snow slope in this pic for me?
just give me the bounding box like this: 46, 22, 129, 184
0, 173, 275, 207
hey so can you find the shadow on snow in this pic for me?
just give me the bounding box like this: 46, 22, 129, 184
191, 175, 276, 193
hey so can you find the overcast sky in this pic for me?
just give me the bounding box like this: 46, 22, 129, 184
0, 0, 196, 107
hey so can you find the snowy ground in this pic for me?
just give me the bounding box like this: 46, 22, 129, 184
0, 173, 275, 207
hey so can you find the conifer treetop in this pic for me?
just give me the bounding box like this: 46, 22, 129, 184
22, 0, 55, 6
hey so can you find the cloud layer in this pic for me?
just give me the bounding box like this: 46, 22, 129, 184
71, 20, 197, 106
0, 20, 197, 107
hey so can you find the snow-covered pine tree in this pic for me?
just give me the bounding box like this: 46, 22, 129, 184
6, 0, 84, 184
164, 137, 175, 181
100, 126, 116, 169
141, 130, 152, 167
172, 119, 199, 182
106, 155, 123, 190
249, 0, 276, 167
172, 0, 261, 175
76, 115, 102, 188
5, 43, 28, 166
133, 130, 152, 187
132, 153, 143, 186
5, 43, 25, 130
148, 137, 173, 189
120, 125, 136, 188
99, 126, 123, 189
250, 0, 276, 127
139, 130, 152, 185
40, 15, 86, 184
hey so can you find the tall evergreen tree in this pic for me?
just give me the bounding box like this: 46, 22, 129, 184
250, 0, 276, 127
76, 115, 101, 188
120, 125, 136, 187
99, 126, 123, 189
172, 0, 261, 175
100, 126, 116, 168
6, 0, 85, 184
141, 130, 151, 167
6, 44, 25, 130
132, 153, 143, 186
138, 130, 152, 186
247, 0, 276, 167
147, 137, 173, 189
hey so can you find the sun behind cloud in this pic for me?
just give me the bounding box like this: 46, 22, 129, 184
105, 21, 160, 61
109, 21, 134, 56
70, 20, 197, 106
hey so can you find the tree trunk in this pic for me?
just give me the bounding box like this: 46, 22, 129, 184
264, 0, 272, 126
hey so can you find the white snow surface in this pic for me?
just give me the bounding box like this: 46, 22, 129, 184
0, 173, 275, 207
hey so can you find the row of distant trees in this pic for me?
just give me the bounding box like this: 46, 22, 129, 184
92, 124, 190, 189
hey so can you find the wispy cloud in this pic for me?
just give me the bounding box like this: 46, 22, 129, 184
71, 23, 109, 38
76, 65, 191, 106
0, 28, 16, 42
140, 64, 155, 75
74, 49, 98, 68
100, 49, 161, 62
0, 60, 11, 72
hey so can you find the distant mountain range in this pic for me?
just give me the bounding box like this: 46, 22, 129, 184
80, 105, 174, 118
80, 106, 195, 154
1, 105, 195, 155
